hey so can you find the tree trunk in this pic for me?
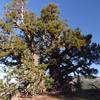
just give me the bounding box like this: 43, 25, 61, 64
33, 53, 40, 66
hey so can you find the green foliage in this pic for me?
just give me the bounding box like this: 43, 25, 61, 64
45, 76, 54, 91
47, 20, 64, 38
0, 0, 100, 99
41, 3, 60, 22
0, 20, 4, 27
6, 11, 17, 21
63, 29, 87, 48
0, 80, 17, 100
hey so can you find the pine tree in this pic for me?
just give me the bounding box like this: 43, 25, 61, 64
0, 0, 100, 99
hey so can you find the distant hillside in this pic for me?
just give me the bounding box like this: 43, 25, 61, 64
80, 77, 100, 90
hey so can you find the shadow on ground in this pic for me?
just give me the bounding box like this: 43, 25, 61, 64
60, 89, 100, 100
11, 89, 100, 100
46, 89, 100, 100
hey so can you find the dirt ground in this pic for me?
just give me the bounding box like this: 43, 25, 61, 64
11, 90, 100, 100
11, 95, 100, 100
11, 95, 64, 100
11, 94, 100, 100
12, 95, 87, 100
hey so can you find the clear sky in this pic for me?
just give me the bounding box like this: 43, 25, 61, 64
28, 0, 100, 44
0, 0, 100, 76
0, 0, 100, 43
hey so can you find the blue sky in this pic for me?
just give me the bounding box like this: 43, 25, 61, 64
0, 0, 100, 76
0, 0, 100, 43
28, 0, 100, 44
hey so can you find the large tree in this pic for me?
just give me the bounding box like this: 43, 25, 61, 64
0, 0, 100, 99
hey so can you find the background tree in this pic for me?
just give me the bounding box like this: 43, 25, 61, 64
0, 0, 100, 99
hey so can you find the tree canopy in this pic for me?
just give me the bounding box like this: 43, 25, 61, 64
0, 0, 100, 99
